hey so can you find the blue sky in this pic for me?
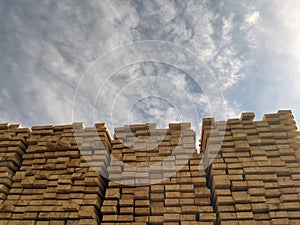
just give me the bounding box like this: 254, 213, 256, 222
1, 0, 300, 141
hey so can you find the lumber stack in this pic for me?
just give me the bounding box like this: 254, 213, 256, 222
0, 124, 30, 202
202, 110, 300, 225
0, 109, 299, 224
0, 123, 111, 225
101, 123, 216, 224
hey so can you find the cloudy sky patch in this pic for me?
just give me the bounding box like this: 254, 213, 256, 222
1, 0, 300, 144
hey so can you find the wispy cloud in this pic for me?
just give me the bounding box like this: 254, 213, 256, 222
223, 0, 300, 122
1, 0, 299, 137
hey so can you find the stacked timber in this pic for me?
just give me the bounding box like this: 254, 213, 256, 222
0, 123, 111, 225
203, 110, 300, 225
101, 123, 216, 224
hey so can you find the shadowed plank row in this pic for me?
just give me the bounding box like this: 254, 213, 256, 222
0, 124, 30, 202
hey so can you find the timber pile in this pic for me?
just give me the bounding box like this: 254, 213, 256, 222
101, 123, 216, 224
0, 110, 299, 224
0, 123, 111, 225
202, 110, 300, 225
0, 124, 30, 201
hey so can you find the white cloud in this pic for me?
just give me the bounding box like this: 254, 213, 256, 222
245, 11, 260, 26
0, 0, 138, 126
0, 0, 274, 139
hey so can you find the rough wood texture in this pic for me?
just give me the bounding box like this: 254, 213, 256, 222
0, 123, 111, 225
102, 123, 216, 224
204, 110, 300, 224
0, 110, 299, 224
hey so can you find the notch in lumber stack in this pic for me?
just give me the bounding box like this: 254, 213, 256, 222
101, 123, 216, 224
